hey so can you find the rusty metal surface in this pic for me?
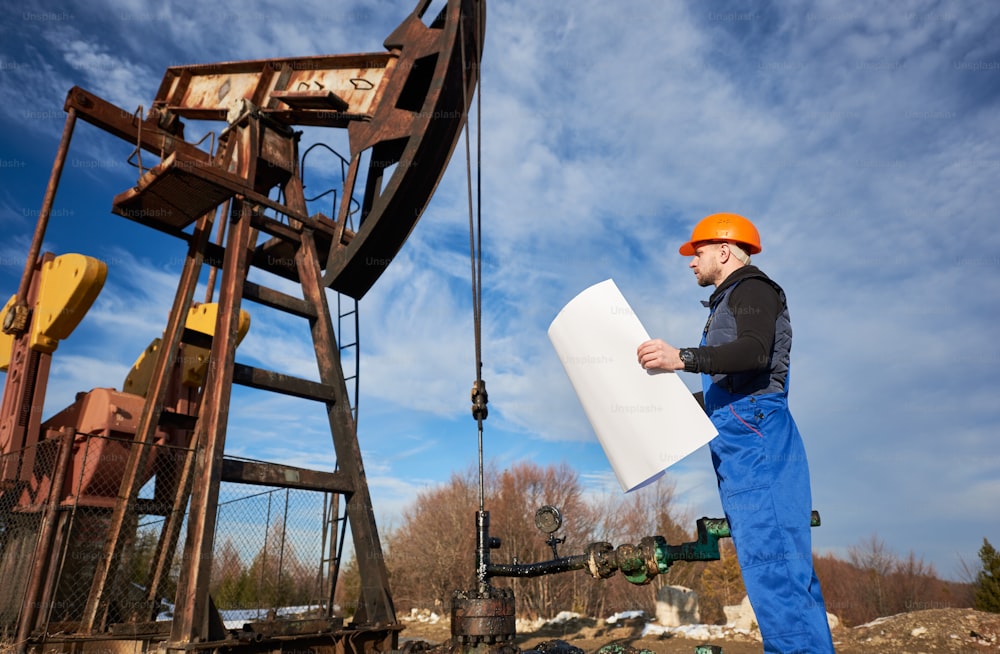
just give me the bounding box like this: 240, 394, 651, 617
297, 227, 396, 627
451, 587, 516, 644
324, 0, 485, 299
60, 1, 482, 304
78, 217, 213, 633
154, 52, 395, 124
65, 87, 205, 165
169, 199, 258, 645
0, 254, 54, 484
29, 389, 149, 509
219, 457, 352, 493
113, 154, 237, 230
232, 362, 338, 401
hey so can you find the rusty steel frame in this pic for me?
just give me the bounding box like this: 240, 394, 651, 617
0, 254, 55, 486
169, 197, 259, 644
1, 0, 484, 652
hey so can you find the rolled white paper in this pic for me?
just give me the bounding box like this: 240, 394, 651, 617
548, 279, 717, 492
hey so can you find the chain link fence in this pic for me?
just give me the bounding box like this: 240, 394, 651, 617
1, 437, 53, 637
1, 434, 339, 637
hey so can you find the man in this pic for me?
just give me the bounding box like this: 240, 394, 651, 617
636, 212, 835, 653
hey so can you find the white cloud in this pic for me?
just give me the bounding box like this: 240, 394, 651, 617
55, 38, 154, 110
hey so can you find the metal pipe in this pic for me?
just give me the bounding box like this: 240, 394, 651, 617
485, 554, 590, 579
11, 109, 77, 325
475, 510, 489, 592
485, 512, 823, 585
203, 199, 230, 303
701, 510, 820, 539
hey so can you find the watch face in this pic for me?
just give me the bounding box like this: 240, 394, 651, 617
681, 349, 694, 362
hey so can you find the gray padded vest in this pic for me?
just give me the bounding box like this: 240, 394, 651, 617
702, 273, 792, 396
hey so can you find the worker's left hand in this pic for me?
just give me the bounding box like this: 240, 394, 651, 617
637, 338, 684, 371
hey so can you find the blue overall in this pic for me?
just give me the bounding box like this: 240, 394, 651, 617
701, 275, 834, 653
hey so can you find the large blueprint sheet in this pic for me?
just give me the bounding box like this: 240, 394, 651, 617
548, 279, 717, 492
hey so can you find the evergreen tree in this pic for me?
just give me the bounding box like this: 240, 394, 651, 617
213, 539, 250, 609
128, 528, 160, 587
697, 540, 746, 624
974, 538, 1000, 613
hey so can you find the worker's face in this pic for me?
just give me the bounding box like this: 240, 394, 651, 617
689, 242, 726, 287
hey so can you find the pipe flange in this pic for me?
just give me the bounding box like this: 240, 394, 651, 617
451, 587, 516, 644
584, 541, 616, 579
639, 536, 668, 577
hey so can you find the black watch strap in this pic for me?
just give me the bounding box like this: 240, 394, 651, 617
679, 348, 699, 373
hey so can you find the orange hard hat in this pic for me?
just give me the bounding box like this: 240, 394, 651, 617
678, 212, 762, 256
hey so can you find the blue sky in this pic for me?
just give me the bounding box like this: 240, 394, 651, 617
1, 0, 999, 584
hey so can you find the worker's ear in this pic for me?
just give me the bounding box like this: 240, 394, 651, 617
717, 242, 731, 263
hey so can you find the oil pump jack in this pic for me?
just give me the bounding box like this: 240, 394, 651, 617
1, 0, 484, 652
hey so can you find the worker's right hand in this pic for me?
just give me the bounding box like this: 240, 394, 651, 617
637, 339, 684, 372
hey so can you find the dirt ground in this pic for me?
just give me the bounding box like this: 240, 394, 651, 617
399, 608, 1000, 653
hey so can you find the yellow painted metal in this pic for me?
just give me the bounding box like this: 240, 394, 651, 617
181, 303, 251, 387
123, 338, 163, 396
0, 295, 15, 371
123, 303, 251, 396
28, 254, 107, 354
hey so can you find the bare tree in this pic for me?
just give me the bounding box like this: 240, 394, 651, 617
472, 461, 594, 619
380, 462, 688, 620
382, 471, 480, 613
848, 533, 896, 618
815, 534, 973, 626
585, 479, 700, 617
891, 550, 936, 612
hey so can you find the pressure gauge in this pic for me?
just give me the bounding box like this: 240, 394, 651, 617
534, 505, 563, 534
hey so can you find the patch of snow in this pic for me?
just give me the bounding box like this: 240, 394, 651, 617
550, 611, 584, 624
605, 610, 646, 624
516, 617, 549, 632
641, 622, 741, 640
857, 612, 906, 628
405, 609, 441, 624
218, 605, 322, 630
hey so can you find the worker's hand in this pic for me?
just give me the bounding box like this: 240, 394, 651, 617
637, 338, 684, 371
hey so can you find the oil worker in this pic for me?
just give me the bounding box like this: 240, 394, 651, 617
636, 212, 835, 653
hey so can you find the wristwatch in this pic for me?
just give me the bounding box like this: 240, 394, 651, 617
678, 348, 698, 373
